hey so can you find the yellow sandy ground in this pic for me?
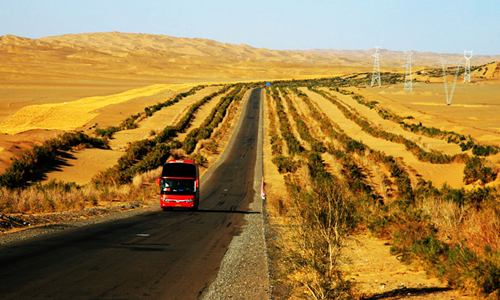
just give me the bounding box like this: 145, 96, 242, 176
344, 233, 474, 300
315, 87, 465, 156
0, 83, 225, 135
302, 89, 465, 188
262, 89, 286, 212
43, 148, 124, 185
108, 85, 223, 150
355, 83, 500, 145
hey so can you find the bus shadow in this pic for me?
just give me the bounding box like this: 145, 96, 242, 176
198, 209, 261, 214
164, 209, 260, 214
362, 287, 451, 300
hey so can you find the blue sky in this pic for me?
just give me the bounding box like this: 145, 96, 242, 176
1, 0, 499, 55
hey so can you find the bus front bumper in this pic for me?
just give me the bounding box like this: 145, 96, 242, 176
160, 196, 196, 208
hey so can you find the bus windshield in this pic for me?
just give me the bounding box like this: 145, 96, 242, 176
160, 178, 196, 195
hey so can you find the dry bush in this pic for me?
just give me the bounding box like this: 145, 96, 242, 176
419, 196, 465, 242
0, 172, 163, 215
193, 140, 206, 153
132, 174, 145, 188
142, 166, 162, 183
0, 184, 88, 213
280, 177, 356, 300
419, 194, 500, 255
131, 168, 161, 188
461, 205, 500, 255
170, 148, 186, 159
266, 193, 289, 217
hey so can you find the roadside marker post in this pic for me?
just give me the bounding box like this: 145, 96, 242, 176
261, 176, 266, 200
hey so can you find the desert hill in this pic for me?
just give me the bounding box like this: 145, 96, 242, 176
42, 32, 500, 66
472, 61, 500, 79
2, 32, 499, 85
1, 32, 350, 83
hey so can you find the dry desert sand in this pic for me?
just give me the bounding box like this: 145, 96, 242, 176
1, 32, 500, 299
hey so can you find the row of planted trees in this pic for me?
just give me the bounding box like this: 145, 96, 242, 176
267, 80, 500, 299
266, 84, 358, 299
0, 83, 253, 214
0, 132, 108, 189
310, 87, 471, 165
95, 86, 205, 139
92, 83, 248, 186
348, 91, 500, 157
313, 87, 498, 185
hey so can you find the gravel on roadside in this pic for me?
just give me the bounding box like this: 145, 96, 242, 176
201, 186, 271, 300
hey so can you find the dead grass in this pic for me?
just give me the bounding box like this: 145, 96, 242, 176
421, 196, 500, 255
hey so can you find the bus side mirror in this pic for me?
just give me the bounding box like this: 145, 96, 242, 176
157, 177, 161, 186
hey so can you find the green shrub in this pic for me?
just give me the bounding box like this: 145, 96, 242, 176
189, 153, 207, 167
272, 155, 298, 174
0, 132, 108, 188
463, 156, 497, 185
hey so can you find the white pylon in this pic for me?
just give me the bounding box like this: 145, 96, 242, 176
403, 51, 414, 92
371, 46, 382, 88
464, 50, 473, 83
440, 60, 462, 105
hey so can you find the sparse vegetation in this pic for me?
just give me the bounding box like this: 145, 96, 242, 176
0, 84, 246, 213
2, 68, 500, 299
463, 156, 497, 185
182, 84, 247, 154
266, 78, 500, 299
0, 132, 108, 189
95, 86, 205, 138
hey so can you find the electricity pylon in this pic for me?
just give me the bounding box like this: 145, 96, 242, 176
371, 46, 382, 88
463, 50, 473, 83
403, 51, 414, 92
440, 60, 462, 105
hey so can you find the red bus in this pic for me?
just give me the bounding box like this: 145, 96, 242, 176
157, 159, 200, 211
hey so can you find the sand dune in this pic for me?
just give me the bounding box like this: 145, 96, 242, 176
3, 32, 499, 89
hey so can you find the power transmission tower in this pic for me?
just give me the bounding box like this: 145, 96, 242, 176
403, 51, 414, 92
440, 60, 462, 105
371, 46, 382, 88
463, 50, 473, 83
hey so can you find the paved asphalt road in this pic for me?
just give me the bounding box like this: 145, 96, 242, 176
0, 88, 263, 300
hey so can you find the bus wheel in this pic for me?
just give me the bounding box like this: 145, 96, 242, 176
162, 207, 173, 212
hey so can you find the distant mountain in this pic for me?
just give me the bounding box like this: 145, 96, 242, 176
1, 32, 498, 82
41, 32, 500, 67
